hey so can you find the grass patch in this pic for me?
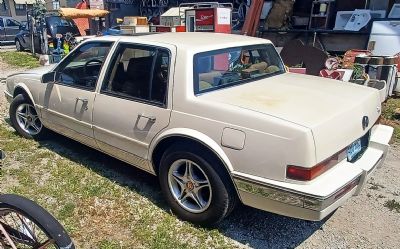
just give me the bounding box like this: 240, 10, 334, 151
0, 124, 235, 248
0, 51, 39, 68
384, 199, 400, 213
381, 97, 400, 144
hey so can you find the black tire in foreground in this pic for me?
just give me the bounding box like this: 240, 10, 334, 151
0, 194, 74, 248
159, 143, 237, 226
9, 94, 48, 139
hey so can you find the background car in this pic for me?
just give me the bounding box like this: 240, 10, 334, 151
15, 15, 80, 53
0, 16, 22, 45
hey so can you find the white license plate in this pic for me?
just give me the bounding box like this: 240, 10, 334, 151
347, 139, 362, 161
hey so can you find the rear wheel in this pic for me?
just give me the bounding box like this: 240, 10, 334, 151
159, 143, 237, 226
15, 40, 24, 51
0, 194, 74, 248
9, 94, 47, 139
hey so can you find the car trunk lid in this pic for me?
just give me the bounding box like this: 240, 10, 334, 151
199, 73, 381, 163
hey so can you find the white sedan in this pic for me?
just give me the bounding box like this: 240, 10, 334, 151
4, 33, 393, 226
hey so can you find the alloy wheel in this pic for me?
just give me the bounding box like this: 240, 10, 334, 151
168, 159, 212, 213
15, 103, 42, 136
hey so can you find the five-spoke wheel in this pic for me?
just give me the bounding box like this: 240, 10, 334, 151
168, 159, 212, 213
10, 94, 47, 139
159, 143, 237, 226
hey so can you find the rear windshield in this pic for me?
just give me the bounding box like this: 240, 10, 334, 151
193, 44, 285, 94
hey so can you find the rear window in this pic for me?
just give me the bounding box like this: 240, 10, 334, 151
193, 44, 285, 94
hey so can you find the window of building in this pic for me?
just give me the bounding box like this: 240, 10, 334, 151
15, 4, 25, 10
52, 0, 60, 10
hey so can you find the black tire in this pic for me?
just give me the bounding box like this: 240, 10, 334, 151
9, 94, 48, 139
0, 194, 74, 248
159, 143, 237, 226
15, 39, 24, 51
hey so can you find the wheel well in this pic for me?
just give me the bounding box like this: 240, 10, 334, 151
13, 87, 29, 99
151, 136, 238, 194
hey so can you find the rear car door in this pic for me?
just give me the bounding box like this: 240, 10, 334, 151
4, 18, 20, 41
40, 41, 114, 148
92, 42, 175, 171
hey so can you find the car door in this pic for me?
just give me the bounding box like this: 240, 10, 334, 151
40, 41, 114, 148
92, 42, 175, 171
0, 18, 6, 42
4, 18, 20, 41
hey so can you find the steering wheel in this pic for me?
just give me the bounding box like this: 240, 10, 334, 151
83, 59, 103, 76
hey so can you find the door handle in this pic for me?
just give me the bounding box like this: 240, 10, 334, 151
76, 97, 88, 103
138, 114, 156, 123
76, 97, 88, 111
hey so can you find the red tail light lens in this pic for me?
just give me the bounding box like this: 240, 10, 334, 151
287, 149, 344, 181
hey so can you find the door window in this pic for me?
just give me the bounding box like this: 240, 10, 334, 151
101, 43, 170, 106
0, 19, 4, 28
6, 19, 20, 27
54, 42, 113, 90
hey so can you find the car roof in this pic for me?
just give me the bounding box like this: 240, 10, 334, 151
92, 32, 272, 53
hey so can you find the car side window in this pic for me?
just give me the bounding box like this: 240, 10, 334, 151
54, 42, 113, 90
6, 19, 20, 27
101, 43, 170, 106
0, 19, 4, 28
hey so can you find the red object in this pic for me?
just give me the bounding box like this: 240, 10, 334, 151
288, 68, 307, 74
395, 52, 400, 71
241, 0, 264, 36
175, 26, 186, 32
195, 9, 214, 26
188, 8, 231, 33
74, 1, 89, 36
342, 49, 372, 68
286, 150, 343, 181
155, 26, 171, 32
319, 69, 344, 80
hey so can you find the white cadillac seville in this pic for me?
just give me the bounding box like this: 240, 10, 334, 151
4, 33, 393, 226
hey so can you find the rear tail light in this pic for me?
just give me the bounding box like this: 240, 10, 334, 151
286, 149, 345, 181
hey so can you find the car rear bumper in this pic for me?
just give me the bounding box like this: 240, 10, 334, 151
232, 124, 393, 221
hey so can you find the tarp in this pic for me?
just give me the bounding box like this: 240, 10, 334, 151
58, 8, 109, 19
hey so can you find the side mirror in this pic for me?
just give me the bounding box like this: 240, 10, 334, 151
42, 71, 55, 83
19, 24, 26, 30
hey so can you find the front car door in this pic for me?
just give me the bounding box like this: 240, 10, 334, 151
4, 18, 20, 41
92, 41, 175, 172
40, 41, 114, 148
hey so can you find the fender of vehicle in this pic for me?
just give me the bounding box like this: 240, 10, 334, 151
149, 127, 235, 172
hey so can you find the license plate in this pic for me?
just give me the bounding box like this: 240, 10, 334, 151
347, 139, 362, 161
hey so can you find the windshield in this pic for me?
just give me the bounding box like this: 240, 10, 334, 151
193, 44, 285, 94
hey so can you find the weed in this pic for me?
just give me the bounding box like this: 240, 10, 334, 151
384, 199, 400, 213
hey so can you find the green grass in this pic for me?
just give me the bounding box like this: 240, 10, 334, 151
381, 97, 400, 144
384, 199, 400, 213
0, 51, 39, 68
0, 124, 234, 248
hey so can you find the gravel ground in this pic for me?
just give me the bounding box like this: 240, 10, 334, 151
0, 60, 399, 248
0, 45, 16, 52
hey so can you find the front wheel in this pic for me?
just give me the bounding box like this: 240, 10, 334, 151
159, 144, 237, 226
0, 194, 74, 248
9, 94, 47, 139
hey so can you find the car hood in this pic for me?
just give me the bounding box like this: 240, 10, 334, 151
8, 65, 54, 78
200, 73, 382, 162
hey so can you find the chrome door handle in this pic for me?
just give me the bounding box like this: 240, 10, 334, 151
139, 114, 156, 123
76, 97, 88, 103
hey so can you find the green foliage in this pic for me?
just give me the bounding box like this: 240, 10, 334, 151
0, 52, 39, 68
